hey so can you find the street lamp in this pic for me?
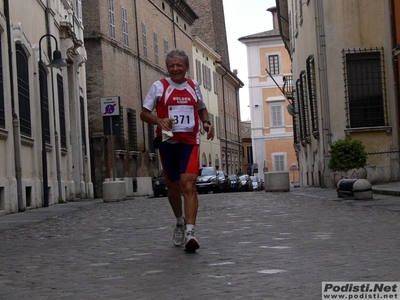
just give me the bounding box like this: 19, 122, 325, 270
38, 34, 68, 207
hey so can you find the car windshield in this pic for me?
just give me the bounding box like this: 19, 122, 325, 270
239, 175, 247, 180
200, 168, 214, 176
229, 175, 237, 180
250, 176, 258, 182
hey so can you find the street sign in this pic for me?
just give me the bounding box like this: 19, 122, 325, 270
101, 96, 120, 116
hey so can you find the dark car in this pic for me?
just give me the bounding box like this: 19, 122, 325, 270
196, 167, 220, 194
250, 176, 262, 191
239, 174, 253, 191
216, 170, 231, 192
229, 174, 243, 192
152, 169, 167, 197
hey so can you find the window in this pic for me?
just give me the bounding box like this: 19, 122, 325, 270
271, 105, 283, 127
16, 44, 31, 136
80, 96, 87, 155
39, 64, 50, 143
164, 39, 169, 59
142, 22, 147, 58
76, 0, 82, 22
343, 48, 387, 128
247, 146, 253, 164
122, 7, 129, 47
213, 71, 218, 94
148, 123, 155, 152
306, 55, 319, 137
273, 154, 285, 171
268, 55, 280, 75
195, 60, 202, 85
127, 109, 138, 151
108, 0, 116, 39
0, 38, 4, 129
57, 74, 67, 149
154, 32, 159, 65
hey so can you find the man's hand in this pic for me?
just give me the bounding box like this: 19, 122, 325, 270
203, 123, 214, 140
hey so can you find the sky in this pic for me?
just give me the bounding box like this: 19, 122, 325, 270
222, 0, 277, 121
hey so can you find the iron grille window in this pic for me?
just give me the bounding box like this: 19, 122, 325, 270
343, 48, 387, 128
16, 44, 31, 136
148, 123, 155, 152
306, 55, 318, 135
57, 74, 67, 149
300, 71, 310, 141
108, 0, 116, 39
268, 55, 280, 75
80, 96, 87, 155
0, 38, 4, 129
116, 105, 125, 150
296, 79, 305, 142
127, 109, 138, 151
292, 89, 300, 145
164, 39, 169, 59
39, 64, 50, 143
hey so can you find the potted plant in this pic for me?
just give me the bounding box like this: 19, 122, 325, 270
328, 137, 368, 187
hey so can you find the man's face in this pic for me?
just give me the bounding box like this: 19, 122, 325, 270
167, 57, 189, 84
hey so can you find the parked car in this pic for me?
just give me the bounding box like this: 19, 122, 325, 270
216, 170, 231, 192
239, 174, 253, 191
250, 176, 262, 191
229, 174, 243, 192
152, 169, 167, 197
259, 178, 265, 190
196, 167, 220, 194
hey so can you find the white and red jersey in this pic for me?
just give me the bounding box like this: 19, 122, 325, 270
143, 77, 206, 145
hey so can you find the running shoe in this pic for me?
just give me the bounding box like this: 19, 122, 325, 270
173, 219, 186, 247
185, 230, 199, 252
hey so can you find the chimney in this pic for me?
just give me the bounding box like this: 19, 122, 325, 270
267, 7, 278, 30
233, 69, 238, 75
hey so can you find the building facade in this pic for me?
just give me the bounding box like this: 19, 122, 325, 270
192, 37, 222, 168
83, 0, 198, 197
276, 0, 399, 186
0, 0, 92, 215
239, 7, 297, 181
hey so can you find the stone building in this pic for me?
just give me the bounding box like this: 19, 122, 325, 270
239, 7, 297, 181
83, 0, 198, 197
276, 0, 399, 186
0, 0, 92, 215
187, 0, 244, 175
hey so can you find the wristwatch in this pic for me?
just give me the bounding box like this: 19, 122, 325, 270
202, 120, 211, 126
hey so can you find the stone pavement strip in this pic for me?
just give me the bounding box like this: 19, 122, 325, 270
0, 188, 400, 300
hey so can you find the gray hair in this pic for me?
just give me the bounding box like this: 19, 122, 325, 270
165, 49, 189, 68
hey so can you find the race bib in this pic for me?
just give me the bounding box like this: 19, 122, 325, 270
168, 105, 195, 132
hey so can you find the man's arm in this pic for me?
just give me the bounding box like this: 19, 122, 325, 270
198, 108, 214, 140
140, 108, 173, 132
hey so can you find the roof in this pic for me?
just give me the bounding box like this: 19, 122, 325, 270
238, 29, 281, 41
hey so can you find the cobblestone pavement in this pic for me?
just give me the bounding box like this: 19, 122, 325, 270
1, 188, 400, 300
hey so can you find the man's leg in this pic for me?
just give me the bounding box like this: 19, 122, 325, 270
167, 180, 183, 218
180, 173, 198, 225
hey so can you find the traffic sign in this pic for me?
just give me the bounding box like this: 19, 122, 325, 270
101, 96, 120, 116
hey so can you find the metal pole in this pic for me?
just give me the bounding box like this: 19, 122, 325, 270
110, 117, 115, 181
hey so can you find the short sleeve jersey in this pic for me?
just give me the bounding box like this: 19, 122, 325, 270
143, 78, 206, 145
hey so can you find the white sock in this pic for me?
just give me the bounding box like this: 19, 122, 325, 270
186, 224, 194, 232
176, 216, 184, 226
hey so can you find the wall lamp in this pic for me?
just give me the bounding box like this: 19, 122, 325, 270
38, 34, 68, 207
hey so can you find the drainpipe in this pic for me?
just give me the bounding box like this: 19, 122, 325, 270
45, 0, 63, 201
134, 0, 146, 153
315, 0, 332, 187
235, 86, 241, 173
5, 0, 24, 211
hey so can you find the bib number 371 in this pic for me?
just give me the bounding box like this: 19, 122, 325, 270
168, 105, 195, 132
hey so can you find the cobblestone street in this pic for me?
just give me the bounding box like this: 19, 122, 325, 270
1, 188, 400, 300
